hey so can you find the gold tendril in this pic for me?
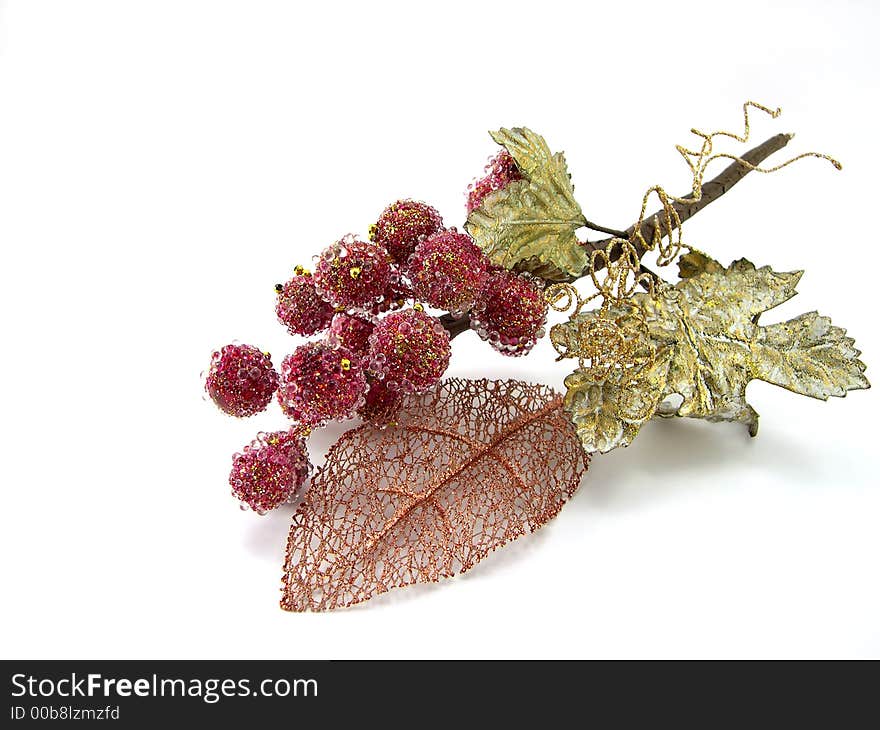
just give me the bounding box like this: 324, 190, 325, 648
594, 101, 841, 304
542, 102, 842, 397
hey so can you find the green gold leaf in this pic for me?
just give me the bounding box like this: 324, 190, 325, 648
677, 250, 724, 279
465, 127, 587, 281
556, 256, 869, 451
635, 258, 869, 435
563, 351, 672, 453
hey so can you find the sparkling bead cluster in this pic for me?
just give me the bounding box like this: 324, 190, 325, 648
366, 308, 452, 394
327, 312, 375, 359
312, 237, 395, 310
205, 344, 278, 417
370, 199, 443, 265
275, 268, 335, 336
277, 341, 367, 426
229, 429, 311, 514
357, 376, 403, 426
466, 150, 524, 213
470, 269, 548, 356
407, 229, 490, 314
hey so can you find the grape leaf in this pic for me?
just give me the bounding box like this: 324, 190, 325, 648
563, 350, 672, 453
281, 378, 588, 611
676, 249, 724, 279
465, 127, 588, 281
554, 257, 870, 451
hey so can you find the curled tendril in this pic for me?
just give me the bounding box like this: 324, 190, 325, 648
593, 101, 841, 306
551, 101, 840, 393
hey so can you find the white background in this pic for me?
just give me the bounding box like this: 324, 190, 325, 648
1, 0, 877, 659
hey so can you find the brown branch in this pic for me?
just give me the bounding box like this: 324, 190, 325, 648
441, 132, 794, 340
439, 312, 472, 339
575, 132, 794, 280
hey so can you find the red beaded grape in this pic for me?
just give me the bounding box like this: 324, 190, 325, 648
471, 269, 548, 356
365, 274, 413, 316
229, 429, 311, 514
466, 150, 524, 213
277, 341, 367, 426
313, 237, 394, 310
327, 312, 375, 359
357, 375, 403, 426
275, 269, 335, 336
205, 344, 278, 417
370, 199, 443, 265
407, 230, 490, 313
367, 308, 451, 393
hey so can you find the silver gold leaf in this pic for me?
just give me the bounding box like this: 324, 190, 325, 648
636, 258, 869, 436
555, 257, 870, 452
563, 350, 672, 453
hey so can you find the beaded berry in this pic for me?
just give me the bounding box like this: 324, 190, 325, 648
312, 237, 394, 310
365, 274, 413, 316
275, 267, 335, 336
471, 269, 547, 356
327, 312, 375, 359
370, 199, 443, 266
229, 429, 311, 514
407, 229, 490, 313
367, 308, 451, 394
205, 343, 278, 417
358, 375, 404, 426
466, 150, 524, 213
277, 341, 367, 426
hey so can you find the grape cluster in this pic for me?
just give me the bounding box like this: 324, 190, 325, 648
206, 148, 555, 512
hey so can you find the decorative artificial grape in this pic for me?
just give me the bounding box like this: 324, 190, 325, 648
205, 343, 278, 417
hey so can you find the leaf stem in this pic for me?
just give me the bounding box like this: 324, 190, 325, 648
582, 219, 629, 238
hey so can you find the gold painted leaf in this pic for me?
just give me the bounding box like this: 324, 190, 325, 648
636, 258, 869, 435
554, 257, 869, 450
563, 351, 672, 453
281, 378, 588, 611
465, 127, 587, 281
677, 250, 724, 279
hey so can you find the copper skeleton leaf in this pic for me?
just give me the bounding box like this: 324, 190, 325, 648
281, 378, 588, 611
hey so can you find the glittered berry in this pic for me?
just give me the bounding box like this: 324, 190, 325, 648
357, 375, 403, 426
312, 236, 394, 310
367, 308, 451, 394
466, 150, 524, 214
366, 274, 413, 316
471, 269, 548, 356
229, 429, 311, 514
327, 312, 374, 359
407, 230, 490, 313
277, 341, 367, 426
370, 199, 444, 265
205, 344, 278, 417
275, 267, 335, 336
